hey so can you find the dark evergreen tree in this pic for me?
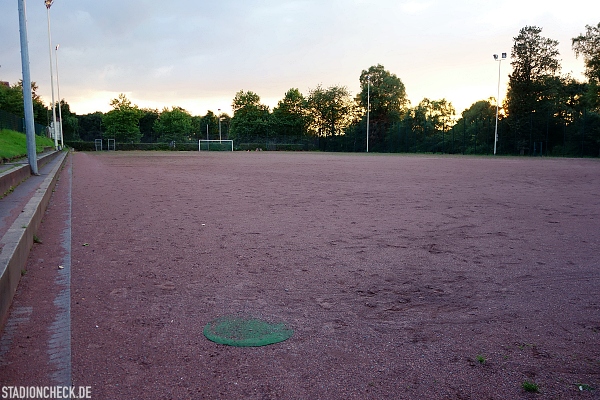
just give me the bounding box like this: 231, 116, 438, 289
505, 26, 561, 154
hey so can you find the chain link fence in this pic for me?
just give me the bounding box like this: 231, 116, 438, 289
0, 109, 47, 136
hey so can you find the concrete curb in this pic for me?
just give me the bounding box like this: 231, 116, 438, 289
0, 151, 68, 330
0, 151, 64, 198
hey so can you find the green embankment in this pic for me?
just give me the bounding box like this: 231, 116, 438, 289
0, 129, 56, 162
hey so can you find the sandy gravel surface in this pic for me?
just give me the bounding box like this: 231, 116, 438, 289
3, 151, 600, 399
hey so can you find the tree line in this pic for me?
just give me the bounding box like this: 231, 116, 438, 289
1, 23, 598, 156
226, 23, 599, 156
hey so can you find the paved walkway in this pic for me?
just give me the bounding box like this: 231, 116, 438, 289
0, 151, 70, 387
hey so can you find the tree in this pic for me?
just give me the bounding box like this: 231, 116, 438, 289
77, 112, 103, 141
194, 111, 231, 142
307, 85, 358, 137
229, 90, 270, 141
571, 23, 600, 155
218, 113, 231, 140
271, 88, 309, 138
0, 81, 48, 125
572, 22, 600, 83
404, 98, 456, 153
572, 23, 600, 115
154, 106, 193, 143
198, 111, 219, 140
197, 110, 219, 140
102, 94, 143, 142
56, 100, 80, 141
505, 26, 561, 153
0, 83, 24, 116
357, 64, 409, 150
358, 64, 408, 117
139, 109, 159, 143
543, 76, 588, 155
510, 26, 560, 82
452, 99, 497, 154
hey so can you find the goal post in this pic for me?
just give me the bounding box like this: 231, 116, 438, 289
199, 140, 234, 151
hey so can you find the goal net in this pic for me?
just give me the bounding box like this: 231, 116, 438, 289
199, 140, 234, 151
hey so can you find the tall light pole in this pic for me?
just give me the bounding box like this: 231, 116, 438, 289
218, 108, 222, 143
45, 0, 58, 150
493, 52, 507, 155
366, 75, 370, 153
17, 0, 39, 174
55, 44, 63, 149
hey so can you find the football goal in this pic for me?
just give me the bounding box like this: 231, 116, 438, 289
199, 140, 234, 151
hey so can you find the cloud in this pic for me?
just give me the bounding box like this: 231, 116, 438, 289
0, 0, 596, 115
153, 66, 175, 79
400, 1, 433, 14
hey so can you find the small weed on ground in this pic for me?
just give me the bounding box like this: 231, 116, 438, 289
1, 186, 15, 199
33, 235, 42, 244
522, 381, 539, 393
576, 383, 595, 392
476, 355, 486, 364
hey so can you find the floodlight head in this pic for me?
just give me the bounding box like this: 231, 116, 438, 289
55, 44, 60, 50
493, 54, 498, 60
502, 52, 507, 59
45, 0, 53, 9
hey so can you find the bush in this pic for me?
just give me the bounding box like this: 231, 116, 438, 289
65, 141, 96, 151
65, 141, 199, 151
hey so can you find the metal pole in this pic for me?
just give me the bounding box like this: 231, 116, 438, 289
17, 0, 39, 175
218, 108, 222, 143
45, 1, 58, 150
366, 75, 370, 153
55, 44, 63, 148
493, 53, 506, 155
494, 59, 500, 155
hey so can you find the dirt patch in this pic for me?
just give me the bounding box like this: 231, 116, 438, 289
6, 152, 600, 399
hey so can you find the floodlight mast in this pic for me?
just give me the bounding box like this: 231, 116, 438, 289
366, 75, 370, 153
45, 0, 58, 150
493, 52, 507, 155
17, 0, 39, 174
55, 44, 63, 149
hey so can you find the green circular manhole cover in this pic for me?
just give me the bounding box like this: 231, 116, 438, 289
203, 315, 294, 347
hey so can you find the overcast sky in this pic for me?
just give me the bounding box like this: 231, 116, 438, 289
1, 0, 598, 117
